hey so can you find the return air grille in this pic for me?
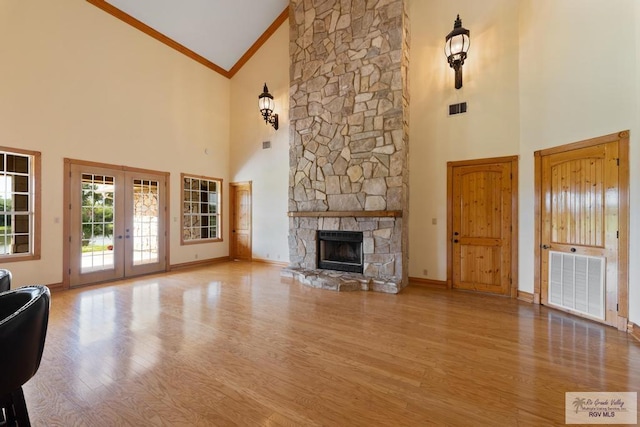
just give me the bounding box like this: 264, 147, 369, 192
548, 251, 605, 320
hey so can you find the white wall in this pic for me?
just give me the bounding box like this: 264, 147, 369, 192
229, 21, 290, 264
408, 0, 521, 280
3, 0, 638, 326
518, 0, 639, 324
632, 0, 640, 325
0, 0, 231, 286
408, 0, 639, 325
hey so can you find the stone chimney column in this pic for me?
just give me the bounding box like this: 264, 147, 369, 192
287, 0, 409, 292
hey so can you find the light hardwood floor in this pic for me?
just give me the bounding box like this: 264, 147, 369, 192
23, 262, 640, 426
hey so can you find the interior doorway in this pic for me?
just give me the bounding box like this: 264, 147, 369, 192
534, 131, 629, 329
64, 159, 169, 288
229, 181, 252, 261
447, 156, 519, 297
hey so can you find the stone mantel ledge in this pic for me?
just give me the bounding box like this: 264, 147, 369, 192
288, 210, 402, 218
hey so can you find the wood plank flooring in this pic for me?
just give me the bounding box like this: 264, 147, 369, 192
23, 262, 640, 426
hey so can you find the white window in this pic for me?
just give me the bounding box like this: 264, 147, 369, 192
181, 174, 222, 244
0, 147, 40, 261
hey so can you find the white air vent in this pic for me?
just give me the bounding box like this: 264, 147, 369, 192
548, 251, 605, 320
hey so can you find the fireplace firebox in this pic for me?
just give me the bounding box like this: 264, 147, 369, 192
317, 230, 363, 274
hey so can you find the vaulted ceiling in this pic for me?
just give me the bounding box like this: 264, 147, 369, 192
87, 0, 289, 78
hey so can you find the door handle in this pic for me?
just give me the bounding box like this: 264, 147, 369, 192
570, 247, 577, 252
453, 239, 459, 243
454, 232, 459, 236
541, 244, 551, 249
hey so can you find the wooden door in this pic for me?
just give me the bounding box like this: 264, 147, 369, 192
230, 182, 251, 260
67, 161, 168, 287
539, 141, 619, 326
448, 157, 517, 296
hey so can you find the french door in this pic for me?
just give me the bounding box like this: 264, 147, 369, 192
66, 161, 167, 287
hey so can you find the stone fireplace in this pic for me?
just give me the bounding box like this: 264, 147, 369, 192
283, 0, 409, 293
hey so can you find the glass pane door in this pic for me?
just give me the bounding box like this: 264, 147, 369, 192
132, 179, 159, 266
81, 174, 116, 273
124, 172, 166, 277
70, 165, 125, 287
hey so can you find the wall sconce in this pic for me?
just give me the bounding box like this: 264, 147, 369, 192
444, 15, 470, 89
258, 83, 278, 130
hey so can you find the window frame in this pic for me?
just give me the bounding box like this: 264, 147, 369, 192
180, 173, 223, 245
0, 146, 41, 262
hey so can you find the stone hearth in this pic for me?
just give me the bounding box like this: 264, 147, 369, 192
281, 268, 399, 293
286, 0, 409, 293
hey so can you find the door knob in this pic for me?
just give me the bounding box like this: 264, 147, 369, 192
570, 247, 577, 252
541, 244, 551, 249
454, 232, 459, 236
453, 239, 459, 243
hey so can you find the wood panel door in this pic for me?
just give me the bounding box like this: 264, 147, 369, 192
448, 158, 517, 296
539, 141, 619, 326
230, 182, 251, 261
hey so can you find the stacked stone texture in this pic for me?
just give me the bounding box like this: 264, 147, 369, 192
287, 0, 409, 292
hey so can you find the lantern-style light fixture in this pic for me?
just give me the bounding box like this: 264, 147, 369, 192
444, 15, 470, 89
258, 83, 278, 130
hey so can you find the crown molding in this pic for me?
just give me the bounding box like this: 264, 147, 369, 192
227, 6, 289, 78
86, 0, 289, 79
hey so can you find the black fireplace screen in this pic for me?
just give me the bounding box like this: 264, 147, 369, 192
317, 230, 363, 274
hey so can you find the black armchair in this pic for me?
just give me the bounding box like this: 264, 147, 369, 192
0, 269, 11, 293
0, 286, 50, 426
